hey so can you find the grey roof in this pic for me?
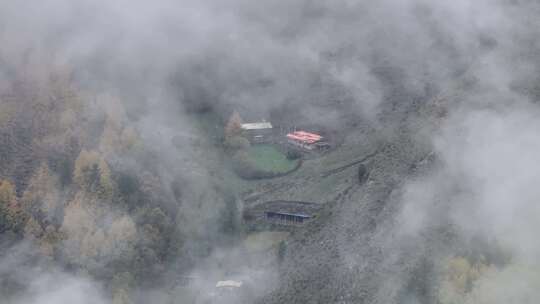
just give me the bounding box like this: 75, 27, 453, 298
265, 211, 312, 218
241, 122, 273, 130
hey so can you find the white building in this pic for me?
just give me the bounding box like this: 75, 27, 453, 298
241, 122, 273, 143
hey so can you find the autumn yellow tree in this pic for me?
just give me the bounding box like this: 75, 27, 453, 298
61, 192, 105, 264
23, 216, 43, 240
103, 215, 137, 259
61, 189, 137, 267
99, 114, 123, 155
96, 93, 141, 155
225, 111, 243, 139
21, 163, 61, 220
120, 126, 141, 151
0, 179, 25, 233
438, 256, 491, 304
112, 288, 133, 304
111, 272, 134, 304
224, 111, 251, 152
0, 100, 16, 127
0, 180, 16, 205
61, 193, 98, 246
39, 225, 65, 257
98, 100, 141, 154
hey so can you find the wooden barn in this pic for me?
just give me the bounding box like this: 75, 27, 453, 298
243, 200, 322, 228
265, 211, 312, 225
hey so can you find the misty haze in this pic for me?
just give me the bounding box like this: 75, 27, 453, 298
1, 0, 540, 303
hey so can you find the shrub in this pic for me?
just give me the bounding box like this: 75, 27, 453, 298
278, 241, 287, 263
225, 135, 250, 152
358, 164, 368, 184
286, 149, 302, 160
231, 150, 254, 177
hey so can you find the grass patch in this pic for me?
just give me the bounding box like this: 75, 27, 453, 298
232, 144, 301, 179
245, 145, 298, 173
244, 231, 290, 252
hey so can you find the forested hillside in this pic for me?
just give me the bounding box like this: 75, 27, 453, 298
0, 62, 246, 303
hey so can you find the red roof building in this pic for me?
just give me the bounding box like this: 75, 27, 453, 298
286, 131, 324, 150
